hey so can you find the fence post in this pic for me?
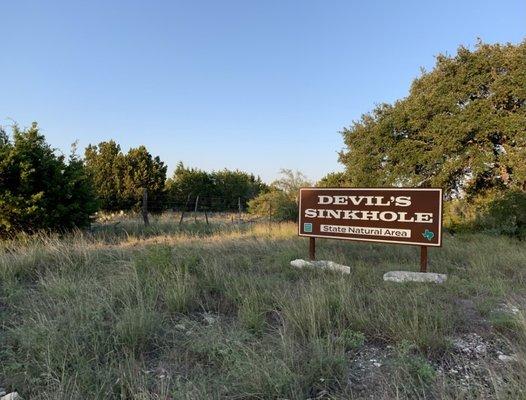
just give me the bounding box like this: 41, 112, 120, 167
204, 208, 209, 225
194, 195, 200, 223
142, 188, 149, 227
238, 197, 242, 224
179, 194, 191, 225
268, 201, 272, 233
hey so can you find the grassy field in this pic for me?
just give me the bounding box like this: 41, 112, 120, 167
1, 216, 526, 399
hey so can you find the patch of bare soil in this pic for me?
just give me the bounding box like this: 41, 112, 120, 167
346, 343, 394, 399
345, 332, 516, 399
344, 296, 522, 399
434, 332, 514, 398
453, 298, 492, 335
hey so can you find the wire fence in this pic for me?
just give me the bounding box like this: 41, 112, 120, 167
99, 190, 273, 227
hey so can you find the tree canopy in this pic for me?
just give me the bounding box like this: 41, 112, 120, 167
84, 140, 124, 210
0, 123, 97, 236
339, 41, 526, 200
248, 169, 311, 221
165, 163, 267, 211
317, 171, 348, 188
85, 141, 167, 211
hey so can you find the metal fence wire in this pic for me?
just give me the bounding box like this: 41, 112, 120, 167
137, 190, 271, 226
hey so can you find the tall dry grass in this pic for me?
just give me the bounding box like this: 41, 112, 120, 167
1, 218, 525, 399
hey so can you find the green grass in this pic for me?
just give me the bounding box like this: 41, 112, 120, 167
1, 220, 526, 399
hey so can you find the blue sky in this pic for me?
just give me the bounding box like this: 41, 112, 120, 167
1, 1, 525, 183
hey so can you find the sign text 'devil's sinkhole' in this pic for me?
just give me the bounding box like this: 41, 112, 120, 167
298, 188, 443, 247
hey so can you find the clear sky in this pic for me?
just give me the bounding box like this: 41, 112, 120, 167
1, 1, 525, 183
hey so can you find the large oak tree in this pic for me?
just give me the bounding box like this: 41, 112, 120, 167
339, 41, 526, 200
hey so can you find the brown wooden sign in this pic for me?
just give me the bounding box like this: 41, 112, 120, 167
298, 188, 442, 247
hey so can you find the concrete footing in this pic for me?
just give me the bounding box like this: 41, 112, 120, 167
290, 259, 350, 274
383, 270, 447, 284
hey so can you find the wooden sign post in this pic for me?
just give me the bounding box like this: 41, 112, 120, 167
420, 246, 428, 272
309, 237, 316, 261
298, 188, 442, 271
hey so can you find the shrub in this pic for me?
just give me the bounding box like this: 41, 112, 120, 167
248, 169, 311, 221
0, 123, 98, 236
248, 189, 298, 221
475, 190, 526, 238
335, 328, 365, 351
444, 190, 526, 238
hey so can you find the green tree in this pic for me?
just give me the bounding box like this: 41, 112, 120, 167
272, 169, 311, 198
121, 146, 167, 211
247, 190, 297, 221
248, 169, 311, 221
84, 140, 125, 210
0, 123, 97, 236
165, 165, 267, 211
339, 41, 526, 200
317, 171, 348, 188
85, 142, 167, 211
212, 169, 267, 210
165, 163, 215, 207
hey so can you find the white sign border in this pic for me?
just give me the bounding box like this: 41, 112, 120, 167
298, 187, 443, 247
